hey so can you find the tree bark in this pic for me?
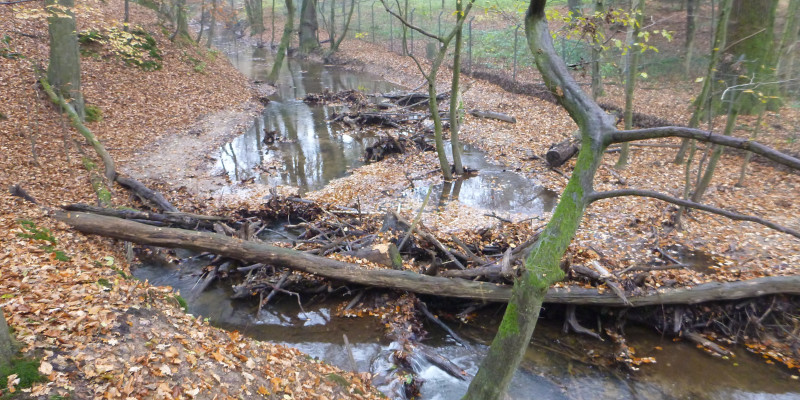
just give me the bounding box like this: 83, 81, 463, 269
683, 0, 696, 74
0, 309, 14, 369
269, 0, 295, 82
449, 1, 464, 175
46, 0, 84, 121
299, 0, 320, 54
207, 0, 216, 48
615, 0, 644, 169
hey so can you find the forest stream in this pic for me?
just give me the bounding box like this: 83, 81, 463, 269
133, 34, 800, 399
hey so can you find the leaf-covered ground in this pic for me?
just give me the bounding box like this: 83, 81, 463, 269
0, 1, 380, 398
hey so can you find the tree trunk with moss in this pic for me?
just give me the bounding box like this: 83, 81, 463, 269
724, 0, 780, 113
299, 0, 320, 54
673, 0, 733, 164
615, 0, 644, 169
244, 0, 266, 44
46, 0, 84, 121
0, 309, 14, 369
269, 0, 294, 82
464, 1, 614, 396
170, 0, 191, 40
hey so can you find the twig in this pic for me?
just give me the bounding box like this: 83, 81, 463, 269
417, 300, 470, 348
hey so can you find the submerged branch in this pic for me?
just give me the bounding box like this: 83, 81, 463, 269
588, 189, 800, 239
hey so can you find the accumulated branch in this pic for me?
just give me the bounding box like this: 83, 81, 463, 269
54, 211, 800, 306
588, 189, 800, 239
607, 127, 800, 171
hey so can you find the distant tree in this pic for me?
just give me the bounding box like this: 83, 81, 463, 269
381, 0, 475, 180
196, 0, 207, 43
207, 0, 217, 48
325, 0, 354, 57
724, 0, 780, 112
46, 0, 84, 120
683, 0, 696, 74
299, 0, 320, 54
269, 0, 294, 82
244, 0, 265, 45
170, 0, 191, 40
615, 0, 644, 169
674, 0, 733, 164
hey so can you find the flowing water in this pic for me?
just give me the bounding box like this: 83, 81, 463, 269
133, 35, 800, 399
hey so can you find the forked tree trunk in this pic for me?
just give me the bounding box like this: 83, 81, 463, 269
269, 0, 294, 82
196, 0, 206, 43
674, 0, 733, 164
326, 0, 355, 55
47, 0, 85, 121
464, 0, 613, 397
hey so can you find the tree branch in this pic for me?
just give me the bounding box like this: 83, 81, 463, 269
607, 127, 800, 170
380, 0, 443, 42
588, 189, 800, 239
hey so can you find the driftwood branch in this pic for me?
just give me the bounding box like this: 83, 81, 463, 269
53, 211, 800, 306
587, 189, 800, 239
607, 127, 800, 170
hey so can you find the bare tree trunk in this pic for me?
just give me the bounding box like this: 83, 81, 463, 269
776, 0, 800, 86
207, 0, 216, 48
269, 0, 295, 82
674, 0, 733, 164
449, 0, 465, 175
0, 309, 14, 369
46, 0, 85, 121
692, 97, 739, 202
590, 0, 604, 99
568, 0, 581, 16
299, 0, 320, 54
196, 0, 206, 43
326, 0, 354, 55
170, 0, 191, 40
683, 0, 696, 74
124, 0, 130, 31
615, 0, 643, 169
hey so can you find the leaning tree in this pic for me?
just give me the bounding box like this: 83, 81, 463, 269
463, 0, 800, 398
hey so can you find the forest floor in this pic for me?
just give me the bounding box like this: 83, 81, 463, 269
0, 1, 378, 398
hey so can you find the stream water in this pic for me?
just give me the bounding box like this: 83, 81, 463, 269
133, 35, 800, 399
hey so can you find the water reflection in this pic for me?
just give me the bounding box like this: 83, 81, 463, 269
411, 143, 559, 216
213, 43, 397, 193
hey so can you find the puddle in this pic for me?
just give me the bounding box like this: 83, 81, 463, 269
660, 245, 718, 274
409, 143, 558, 217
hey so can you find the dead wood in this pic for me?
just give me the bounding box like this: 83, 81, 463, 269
545, 138, 580, 167
9, 184, 37, 204
115, 176, 178, 212
468, 109, 516, 123
62, 203, 223, 229
54, 211, 800, 306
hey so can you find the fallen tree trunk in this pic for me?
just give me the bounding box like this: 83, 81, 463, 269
469, 109, 516, 123
545, 139, 580, 167
54, 211, 800, 306
62, 204, 226, 229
